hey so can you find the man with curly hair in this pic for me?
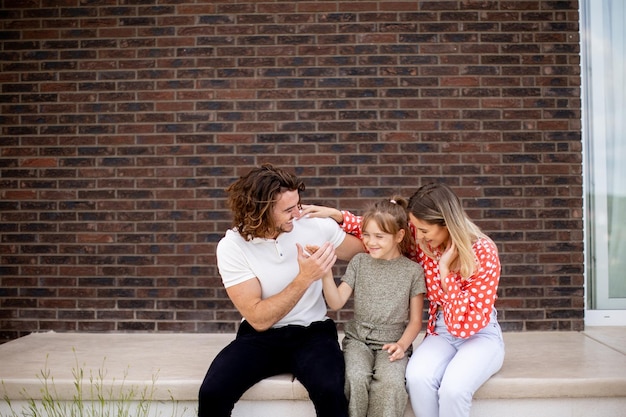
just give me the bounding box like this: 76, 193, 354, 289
198, 164, 364, 417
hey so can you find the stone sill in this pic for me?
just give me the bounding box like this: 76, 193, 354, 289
0, 328, 624, 404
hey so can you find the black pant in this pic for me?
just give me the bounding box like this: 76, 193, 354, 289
198, 319, 348, 417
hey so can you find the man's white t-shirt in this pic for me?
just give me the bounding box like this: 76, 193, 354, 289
216, 216, 347, 328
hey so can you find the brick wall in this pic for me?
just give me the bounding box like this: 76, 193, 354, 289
0, 0, 583, 343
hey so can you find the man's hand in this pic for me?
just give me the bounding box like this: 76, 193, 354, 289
296, 242, 336, 284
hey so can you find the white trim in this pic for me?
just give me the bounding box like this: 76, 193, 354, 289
585, 309, 626, 326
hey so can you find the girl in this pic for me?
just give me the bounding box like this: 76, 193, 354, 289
315, 196, 426, 417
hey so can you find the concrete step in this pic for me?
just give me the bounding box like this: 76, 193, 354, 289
0, 328, 624, 417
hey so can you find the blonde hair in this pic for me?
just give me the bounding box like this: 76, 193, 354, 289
407, 183, 492, 279
362, 196, 415, 257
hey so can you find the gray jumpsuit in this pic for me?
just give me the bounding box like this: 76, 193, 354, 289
340, 253, 426, 417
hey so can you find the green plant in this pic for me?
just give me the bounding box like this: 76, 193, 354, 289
1, 349, 191, 417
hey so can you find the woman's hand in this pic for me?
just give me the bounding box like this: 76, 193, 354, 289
299, 204, 343, 224
439, 239, 457, 292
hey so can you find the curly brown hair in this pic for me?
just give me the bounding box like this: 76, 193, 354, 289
226, 163, 305, 240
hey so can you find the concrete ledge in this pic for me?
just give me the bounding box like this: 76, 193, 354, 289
0, 328, 625, 416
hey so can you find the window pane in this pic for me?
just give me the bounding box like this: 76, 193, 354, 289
582, 0, 626, 309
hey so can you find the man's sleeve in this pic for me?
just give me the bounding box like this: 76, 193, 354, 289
216, 237, 255, 288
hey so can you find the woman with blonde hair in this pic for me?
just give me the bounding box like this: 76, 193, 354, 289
401, 183, 504, 417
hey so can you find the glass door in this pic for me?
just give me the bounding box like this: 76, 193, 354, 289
581, 0, 626, 325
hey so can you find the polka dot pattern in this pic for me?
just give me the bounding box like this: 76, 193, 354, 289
341, 211, 501, 339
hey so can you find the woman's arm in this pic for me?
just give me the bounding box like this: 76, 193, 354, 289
340, 210, 363, 238
440, 239, 501, 338
300, 205, 364, 239
300, 205, 344, 223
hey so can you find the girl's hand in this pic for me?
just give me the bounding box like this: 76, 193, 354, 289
299, 204, 343, 223
382, 342, 406, 361
296, 242, 337, 284
304, 244, 319, 256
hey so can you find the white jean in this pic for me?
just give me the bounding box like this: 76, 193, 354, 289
405, 309, 505, 417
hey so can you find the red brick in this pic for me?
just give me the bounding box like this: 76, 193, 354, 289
0, 0, 584, 343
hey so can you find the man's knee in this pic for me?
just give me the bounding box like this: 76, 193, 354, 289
198, 371, 239, 417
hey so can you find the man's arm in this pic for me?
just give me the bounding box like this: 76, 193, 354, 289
225, 242, 337, 332
335, 233, 365, 261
